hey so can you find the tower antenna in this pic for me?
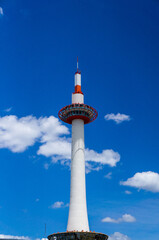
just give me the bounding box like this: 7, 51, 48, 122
77, 56, 79, 72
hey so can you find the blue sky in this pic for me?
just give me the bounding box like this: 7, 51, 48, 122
0, 0, 159, 240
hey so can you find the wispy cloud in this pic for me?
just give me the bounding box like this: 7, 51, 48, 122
101, 214, 136, 223
85, 162, 103, 173
0, 7, 3, 17
44, 163, 49, 170
120, 171, 159, 193
104, 172, 112, 179
49, 201, 69, 209
125, 190, 132, 195
4, 107, 12, 113
36, 238, 47, 240
104, 113, 131, 124
109, 232, 131, 240
0, 235, 30, 240
0, 115, 120, 172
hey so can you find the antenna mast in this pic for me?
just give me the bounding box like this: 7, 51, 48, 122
77, 56, 79, 72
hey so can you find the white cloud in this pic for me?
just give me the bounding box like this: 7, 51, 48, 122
0, 115, 41, 152
4, 107, 12, 112
0, 115, 120, 172
125, 190, 132, 195
36, 238, 47, 240
50, 201, 64, 208
38, 141, 120, 169
109, 232, 130, 240
0, 115, 68, 153
102, 214, 136, 223
104, 113, 131, 124
85, 149, 120, 167
0, 235, 30, 240
44, 163, 49, 170
120, 171, 159, 193
39, 116, 69, 142
35, 198, 40, 202
122, 214, 136, 222
38, 138, 71, 159
35, 238, 47, 240
85, 162, 103, 173
37, 120, 120, 170
0, 7, 3, 16
104, 172, 112, 179
49, 201, 68, 209
102, 217, 117, 223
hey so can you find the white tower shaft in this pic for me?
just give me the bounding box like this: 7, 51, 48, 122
67, 72, 89, 231
67, 119, 89, 231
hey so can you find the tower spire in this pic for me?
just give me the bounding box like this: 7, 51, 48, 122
74, 57, 82, 94
77, 56, 79, 72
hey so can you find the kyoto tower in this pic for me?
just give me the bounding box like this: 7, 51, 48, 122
48, 60, 108, 240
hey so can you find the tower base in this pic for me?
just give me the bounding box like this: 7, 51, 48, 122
48, 232, 108, 240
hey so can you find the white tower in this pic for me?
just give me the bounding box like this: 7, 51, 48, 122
58, 59, 98, 232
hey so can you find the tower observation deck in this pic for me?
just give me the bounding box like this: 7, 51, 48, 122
48, 60, 108, 240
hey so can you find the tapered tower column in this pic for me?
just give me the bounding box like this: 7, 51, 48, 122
67, 118, 89, 231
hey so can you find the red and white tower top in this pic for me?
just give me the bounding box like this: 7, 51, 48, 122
58, 58, 98, 124
74, 56, 82, 94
